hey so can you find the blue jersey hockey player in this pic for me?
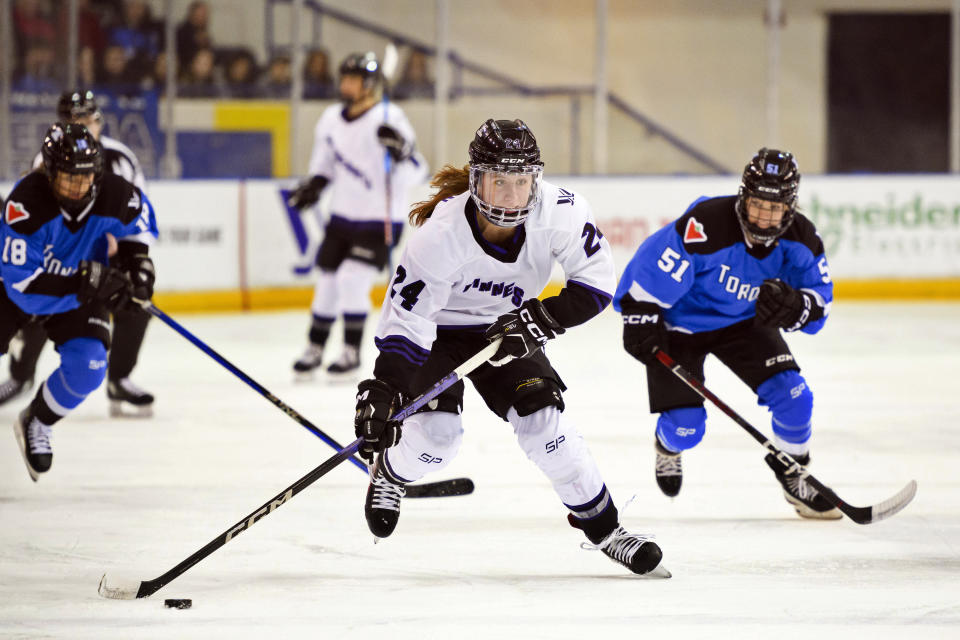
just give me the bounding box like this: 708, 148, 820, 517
1, 123, 157, 481
614, 148, 840, 519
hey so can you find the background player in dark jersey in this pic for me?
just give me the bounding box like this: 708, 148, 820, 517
287, 52, 426, 379
614, 148, 840, 519
0, 90, 156, 417
1, 123, 157, 481
352, 119, 669, 577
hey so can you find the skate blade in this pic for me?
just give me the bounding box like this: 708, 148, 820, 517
293, 370, 318, 383
324, 371, 360, 385
109, 401, 153, 419
645, 564, 672, 579
12, 419, 39, 483
784, 492, 843, 520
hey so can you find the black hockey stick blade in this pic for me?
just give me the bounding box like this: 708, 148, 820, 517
817, 479, 917, 525
406, 477, 474, 498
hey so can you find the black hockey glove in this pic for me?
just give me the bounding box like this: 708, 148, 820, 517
76, 260, 133, 311
115, 243, 155, 303
355, 379, 405, 464
755, 278, 820, 331
287, 175, 329, 211
484, 298, 565, 367
621, 299, 666, 366
377, 124, 411, 162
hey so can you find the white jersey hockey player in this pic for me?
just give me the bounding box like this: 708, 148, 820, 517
288, 52, 427, 378
351, 118, 670, 578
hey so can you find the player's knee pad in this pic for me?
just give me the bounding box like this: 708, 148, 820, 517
656, 406, 707, 452
509, 407, 603, 501
511, 376, 565, 417
309, 270, 338, 316
757, 370, 813, 444
47, 338, 107, 409
384, 410, 463, 483
336, 259, 379, 314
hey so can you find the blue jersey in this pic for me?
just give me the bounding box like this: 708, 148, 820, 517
613, 195, 832, 335
0, 172, 158, 315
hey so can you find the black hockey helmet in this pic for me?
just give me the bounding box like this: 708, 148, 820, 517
468, 118, 544, 227
736, 147, 800, 244
41, 122, 104, 213
57, 89, 103, 123
338, 52, 382, 90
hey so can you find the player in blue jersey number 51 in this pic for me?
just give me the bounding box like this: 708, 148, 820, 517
614, 148, 840, 520
1, 123, 158, 481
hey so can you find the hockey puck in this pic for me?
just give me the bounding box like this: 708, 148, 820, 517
164, 599, 192, 609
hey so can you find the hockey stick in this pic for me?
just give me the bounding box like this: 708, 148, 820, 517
652, 348, 917, 524
381, 43, 399, 274
141, 302, 474, 498
98, 338, 501, 600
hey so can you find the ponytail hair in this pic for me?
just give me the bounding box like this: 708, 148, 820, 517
409, 164, 470, 226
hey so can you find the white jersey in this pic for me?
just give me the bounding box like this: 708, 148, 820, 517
33, 134, 146, 191
376, 181, 617, 353
307, 102, 427, 223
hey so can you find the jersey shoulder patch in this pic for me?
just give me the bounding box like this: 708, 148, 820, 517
672, 195, 741, 255
5, 200, 30, 225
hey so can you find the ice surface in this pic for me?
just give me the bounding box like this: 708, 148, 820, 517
1, 303, 958, 639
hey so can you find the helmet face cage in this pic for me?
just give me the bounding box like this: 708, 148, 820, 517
467, 118, 544, 228
57, 90, 103, 124
41, 123, 104, 213
736, 147, 800, 244
468, 164, 543, 227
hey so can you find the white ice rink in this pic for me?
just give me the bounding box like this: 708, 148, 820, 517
0, 303, 958, 639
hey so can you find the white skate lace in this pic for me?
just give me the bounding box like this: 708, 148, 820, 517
0, 378, 26, 402
297, 344, 324, 367
581, 526, 655, 566
118, 378, 149, 397
27, 419, 53, 455
655, 448, 682, 477
330, 346, 359, 368
785, 474, 818, 501
369, 470, 405, 511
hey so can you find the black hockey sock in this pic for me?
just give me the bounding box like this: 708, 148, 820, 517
308, 315, 334, 347
566, 487, 620, 545
29, 385, 63, 427
108, 307, 150, 380
343, 313, 367, 349
10, 322, 48, 382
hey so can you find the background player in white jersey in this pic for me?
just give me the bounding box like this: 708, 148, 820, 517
614, 148, 839, 519
0, 90, 156, 417
287, 52, 427, 378
351, 119, 669, 577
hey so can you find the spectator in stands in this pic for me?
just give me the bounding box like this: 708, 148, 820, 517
303, 47, 335, 100
260, 53, 292, 98
178, 47, 222, 98
78, 46, 98, 87
223, 50, 260, 99
13, 0, 56, 65
394, 49, 434, 99
140, 50, 168, 92
176, 0, 212, 73
107, 0, 164, 81
97, 43, 141, 89
13, 39, 59, 93
54, 0, 108, 61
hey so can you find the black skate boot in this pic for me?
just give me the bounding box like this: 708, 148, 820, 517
292, 343, 324, 377
13, 407, 53, 482
327, 345, 360, 377
765, 452, 842, 520
595, 526, 671, 577
0, 376, 33, 407
654, 438, 682, 497
365, 454, 406, 539
107, 378, 154, 418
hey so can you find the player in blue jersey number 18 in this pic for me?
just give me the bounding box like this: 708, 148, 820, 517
0, 123, 157, 481
614, 148, 841, 519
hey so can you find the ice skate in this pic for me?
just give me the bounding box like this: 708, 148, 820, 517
292, 343, 324, 379
587, 526, 671, 578
365, 454, 406, 540
0, 376, 33, 407
765, 453, 842, 520
107, 378, 154, 418
13, 407, 52, 482
326, 345, 360, 379
654, 438, 682, 498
